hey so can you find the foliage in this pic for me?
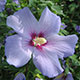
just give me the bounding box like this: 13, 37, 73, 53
0, 0, 80, 80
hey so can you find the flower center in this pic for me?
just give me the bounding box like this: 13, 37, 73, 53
33, 37, 47, 46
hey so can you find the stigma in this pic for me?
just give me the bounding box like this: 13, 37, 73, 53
29, 33, 47, 49
33, 37, 47, 46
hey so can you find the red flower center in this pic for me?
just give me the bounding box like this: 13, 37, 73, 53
29, 32, 47, 49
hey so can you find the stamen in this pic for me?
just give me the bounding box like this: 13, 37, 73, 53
38, 32, 44, 37
33, 37, 47, 46
29, 33, 47, 49
31, 33, 36, 39
29, 40, 34, 46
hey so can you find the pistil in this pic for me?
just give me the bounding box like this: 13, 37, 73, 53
33, 37, 47, 46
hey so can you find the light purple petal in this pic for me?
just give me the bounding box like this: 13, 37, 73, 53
35, 78, 43, 80
7, 7, 38, 38
66, 72, 74, 80
38, 7, 61, 37
33, 48, 63, 78
0, 0, 6, 5
0, 0, 6, 12
0, 5, 5, 12
44, 34, 78, 59
61, 23, 67, 30
13, 0, 19, 4
14, 73, 26, 80
13, 0, 20, 7
5, 35, 33, 67
76, 25, 80, 33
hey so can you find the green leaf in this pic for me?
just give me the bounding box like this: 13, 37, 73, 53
51, 5, 65, 16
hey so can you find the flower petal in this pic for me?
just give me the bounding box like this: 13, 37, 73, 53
7, 7, 38, 38
33, 48, 63, 78
0, 0, 6, 12
44, 34, 78, 59
0, 5, 4, 12
13, 0, 19, 5
5, 35, 33, 67
66, 72, 74, 80
14, 73, 26, 80
38, 7, 61, 36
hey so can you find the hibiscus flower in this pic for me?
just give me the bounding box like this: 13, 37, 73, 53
5, 7, 78, 78
14, 73, 26, 80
